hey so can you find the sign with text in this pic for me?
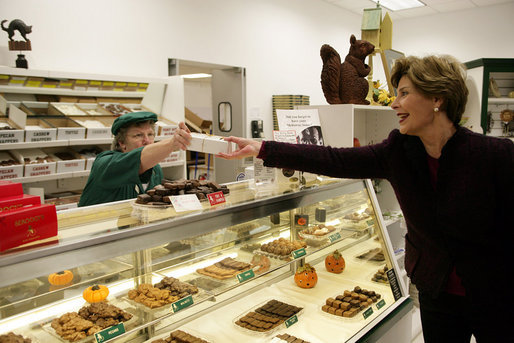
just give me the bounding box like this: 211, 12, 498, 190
272, 130, 297, 143
292, 248, 306, 259
236, 269, 255, 283
171, 295, 194, 313
285, 314, 298, 328
207, 191, 226, 206
169, 194, 203, 212
363, 307, 374, 319
275, 109, 324, 146
94, 323, 125, 342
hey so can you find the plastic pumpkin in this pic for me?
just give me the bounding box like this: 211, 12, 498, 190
325, 250, 346, 274
48, 270, 74, 286
294, 264, 318, 289
83, 284, 109, 303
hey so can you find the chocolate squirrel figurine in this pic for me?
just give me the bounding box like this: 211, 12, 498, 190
1, 19, 32, 41
320, 34, 375, 105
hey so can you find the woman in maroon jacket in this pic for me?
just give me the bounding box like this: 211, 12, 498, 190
219, 55, 514, 343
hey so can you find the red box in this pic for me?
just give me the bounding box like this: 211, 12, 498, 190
0, 204, 58, 252
0, 194, 41, 213
0, 181, 23, 198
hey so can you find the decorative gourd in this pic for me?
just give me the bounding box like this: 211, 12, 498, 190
325, 250, 346, 274
83, 284, 109, 303
48, 270, 74, 286
294, 264, 318, 289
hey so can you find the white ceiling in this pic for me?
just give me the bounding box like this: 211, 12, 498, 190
321, 0, 514, 19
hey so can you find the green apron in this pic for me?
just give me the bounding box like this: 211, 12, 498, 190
78, 147, 163, 207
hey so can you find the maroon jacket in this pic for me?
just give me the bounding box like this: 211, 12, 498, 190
260, 127, 514, 300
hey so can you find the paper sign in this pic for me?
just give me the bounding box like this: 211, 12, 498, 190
207, 191, 226, 206
253, 158, 276, 185
273, 130, 297, 143
169, 194, 203, 212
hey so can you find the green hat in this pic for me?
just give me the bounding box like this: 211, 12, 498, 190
111, 111, 158, 135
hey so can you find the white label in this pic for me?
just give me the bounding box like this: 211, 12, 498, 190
0, 130, 23, 144
169, 194, 203, 212
254, 158, 276, 185
25, 129, 57, 142
273, 130, 297, 143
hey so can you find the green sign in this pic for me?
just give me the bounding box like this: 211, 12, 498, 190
292, 248, 306, 259
376, 299, 386, 310
285, 314, 298, 328
237, 269, 255, 283
171, 295, 194, 313
329, 232, 341, 242
94, 323, 125, 342
363, 307, 374, 319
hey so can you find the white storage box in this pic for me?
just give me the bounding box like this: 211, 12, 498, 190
189, 133, 234, 155
155, 117, 178, 137
43, 117, 86, 140
72, 146, 104, 170
11, 149, 56, 177
49, 102, 88, 116
161, 151, 181, 164
0, 118, 24, 144
73, 117, 114, 139
44, 148, 86, 173
0, 151, 23, 180
24, 118, 57, 142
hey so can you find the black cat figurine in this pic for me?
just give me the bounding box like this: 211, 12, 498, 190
1, 19, 32, 41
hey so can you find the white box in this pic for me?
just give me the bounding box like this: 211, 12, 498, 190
155, 117, 178, 137
24, 118, 57, 142
71, 146, 103, 170
161, 151, 181, 164
0, 151, 23, 180
73, 117, 114, 139
188, 133, 233, 155
43, 117, 86, 140
44, 148, 86, 173
0, 118, 24, 144
11, 149, 57, 177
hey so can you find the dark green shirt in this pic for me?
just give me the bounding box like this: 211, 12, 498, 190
78, 147, 163, 207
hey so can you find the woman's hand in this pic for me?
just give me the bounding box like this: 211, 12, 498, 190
217, 136, 262, 160
171, 122, 191, 151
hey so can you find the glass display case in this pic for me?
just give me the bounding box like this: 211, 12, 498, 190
0, 178, 410, 343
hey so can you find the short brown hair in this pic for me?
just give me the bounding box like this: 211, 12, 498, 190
391, 55, 468, 126
111, 120, 155, 151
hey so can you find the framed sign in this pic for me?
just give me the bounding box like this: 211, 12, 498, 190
380, 49, 405, 95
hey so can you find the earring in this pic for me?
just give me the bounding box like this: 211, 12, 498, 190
434, 107, 439, 112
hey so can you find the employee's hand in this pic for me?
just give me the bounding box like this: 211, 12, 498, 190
217, 136, 262, 160
171, 122, 192, 151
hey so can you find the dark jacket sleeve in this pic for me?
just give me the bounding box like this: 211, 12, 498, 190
259, 130, 400, 180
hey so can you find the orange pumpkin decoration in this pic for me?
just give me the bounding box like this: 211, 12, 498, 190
325, 250, 346, 274
294, 264, 318, 288
83, 284, 109, 303
48, 270, 74, 286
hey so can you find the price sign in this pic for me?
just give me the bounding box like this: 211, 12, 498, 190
292, 248, 306, 259
376, 299, 386, 310
329, 232, 341, 242
236, 269, 255, 283
285, 314, 298, 328
363, 307, 374, 319
171, 295, 194, 313
207, 191, 226, 206
169, 195, 203, 212
94, 323, 125, 342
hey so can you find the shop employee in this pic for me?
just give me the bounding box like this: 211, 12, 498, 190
78, 111, 191, 207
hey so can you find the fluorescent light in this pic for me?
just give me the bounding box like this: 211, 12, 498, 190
370, 0, 425, 11
181, 73, 212, 79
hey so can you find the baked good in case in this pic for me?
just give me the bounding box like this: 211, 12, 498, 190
0, 332, 31, 343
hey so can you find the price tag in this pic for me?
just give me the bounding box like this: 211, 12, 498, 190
171, 295, 194, 313
94, 323, 125, 342
169, 194, 203, 212
329, 232, 341, 242
376, 299, 386, 310
236, 269, 255, 283
292, 248, 306, 259
207, 191, 226, 206
363, 307, 374, 319
284, 314, 298, 328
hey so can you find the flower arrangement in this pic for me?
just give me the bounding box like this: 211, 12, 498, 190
372, 81, 396, 106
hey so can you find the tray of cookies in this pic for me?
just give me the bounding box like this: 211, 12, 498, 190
0, 331, 40, 343
42, 300, 137, 343
234, 299, 303, 336
321, 286, 382, 320
270, 333, 311, 343
355, 247, 386, 263
255, 238, 307, 261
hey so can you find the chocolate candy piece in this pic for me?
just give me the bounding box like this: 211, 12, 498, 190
136, 194, 151, 203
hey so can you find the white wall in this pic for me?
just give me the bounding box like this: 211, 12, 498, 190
0, 0, 512, 138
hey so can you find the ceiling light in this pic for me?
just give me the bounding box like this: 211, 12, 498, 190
181, 73, 212, 79
370, 0, 425, 11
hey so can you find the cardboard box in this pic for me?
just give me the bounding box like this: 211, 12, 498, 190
0, 194, 41, 213
8, 75, 26, 87
44, 148, 85, 173
58, 80, 74, 89
189, 133, 233, 155
71, 146, 103, 170
0, 74, 9, 85
0, 204, 58, 252
185, 107, 211, 129
0, 181, 23, 198
42, 80, 59, 89
20, 101, 52, 116
25, 77, 44, 88
0, 118, 24, 143
155, 117, 178, 137
87, 80, 102, 91
77, 103, 112, 116
73, 117, 114, 139
43, 117, 86, 140
49, 103, 87, 116
99, 103, 132, 117
73, 79, 89, 90
24, 118, 57, 142
57, 96, 79, 103
100, 81, 114, 90
0, 151, 23, 180
11, 149, 57, 177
